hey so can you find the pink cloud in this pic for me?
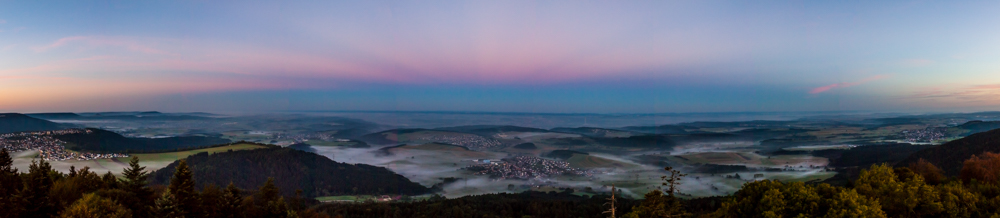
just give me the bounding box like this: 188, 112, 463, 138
0, 19, 6, 24
901, 84, 1000, 109
911, 84, 1000, 99
970, 84, 1000, 90
10, 32, 729, 96
809, 75, 890, 94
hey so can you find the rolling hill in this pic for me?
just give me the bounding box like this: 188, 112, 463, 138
592, 134, 675, 149
620, 125, 689, 134
897, 128, 1000, 176
355, 129, 427, 145
25, 113, 81, 120
149, 148, 431, 197
812, 143, 935, 168
434, 125, 549, 136
550, 127, 637, 137
544, 150, 589, 160
956, 121, 1000, 136
0, 113, 69, 134
53, 128, 231, 153
512, 143, 537, 149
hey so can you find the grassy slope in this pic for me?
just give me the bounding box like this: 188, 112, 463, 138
565, 153, 637, 169
11, 143, 266, 175
119, 143, 266, 162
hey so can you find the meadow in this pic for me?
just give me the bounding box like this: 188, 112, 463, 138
11, 143, 267, 175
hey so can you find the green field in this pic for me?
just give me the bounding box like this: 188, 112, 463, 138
315, 195, 376, 202
120, 143, 267, 163
112, 143, 268, 174
10, 143, 266, 176
393, 143, 494, 159
305, 140, 363, 147
565, 153, 638, 169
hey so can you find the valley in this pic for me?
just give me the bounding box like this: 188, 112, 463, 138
5, 111, 999, 200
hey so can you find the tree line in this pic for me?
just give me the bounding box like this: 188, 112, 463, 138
689, 153, 1000, 217
8, 143, 1000, 217
0, 148, 327, 218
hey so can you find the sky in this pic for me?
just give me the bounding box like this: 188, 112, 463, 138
2, 1, 1000, 114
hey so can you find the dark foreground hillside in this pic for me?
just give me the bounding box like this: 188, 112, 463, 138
149, 148, 430, 197
897, 128, 1000, 176
813, 143, 935, 168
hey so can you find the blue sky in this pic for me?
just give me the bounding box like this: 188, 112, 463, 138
1, 1, 1000, 113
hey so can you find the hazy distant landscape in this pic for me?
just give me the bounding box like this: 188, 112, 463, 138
6, 110, 1000, 200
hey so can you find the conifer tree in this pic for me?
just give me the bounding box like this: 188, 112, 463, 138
256, 178, 292, 217
102, 171, 119, 189
218, 182, 245, 218
120, 156, 153, 216
199, 184, 222, 218
661, 167, 686, 197
0, 149, 23, 217
168, 160, 199, 217
68, 165, 78, 177
624, 167, 688, 218
155, 189, 183, 218
23, 159, 57, 218
121, 156, 150, 196
258, 177, 281, 203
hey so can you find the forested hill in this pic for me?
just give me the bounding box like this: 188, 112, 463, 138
897, 128, 1000, 176
53, 128, 230, 153
0, 113, 68, 134
149, 148, 431, 197
25, 113, 81, 120
957, 121, 1000, 136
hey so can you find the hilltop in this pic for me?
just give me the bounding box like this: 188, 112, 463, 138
620, 125, 689, 134
53, 128, 231, 153
957, 120, 1000, 136
0, 113, 68, 134
355, 129, 427, 145
25, 113, 81, 120
896, 128, 1000, 176
550, 127, 638, 137
149, 147, 431, 197
434, 125, 550, 136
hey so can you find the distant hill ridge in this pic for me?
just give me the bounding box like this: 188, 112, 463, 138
620, 125, 688, 134
897, 128, 1000, 176
355, 128, 431, 145
149, 147, 431, 197
0, 113, 68, 134
957, 120, 1000, 136
54, 128, 231, 153
549, 127, 639, 137
25, 113, 81, 120
434, 125, 550, 136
